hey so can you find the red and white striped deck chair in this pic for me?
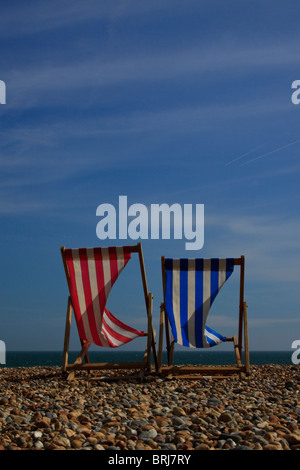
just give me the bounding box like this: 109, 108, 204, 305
61, 243, 157, 379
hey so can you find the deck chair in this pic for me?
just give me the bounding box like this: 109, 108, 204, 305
158, 256, 250, 379
61, 242, 157, 380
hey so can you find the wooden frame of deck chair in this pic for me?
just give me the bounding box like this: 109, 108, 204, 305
61, 242, 158, 380
158, 256, 250, 379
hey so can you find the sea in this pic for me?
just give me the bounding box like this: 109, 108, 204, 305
1, 350, 296, 368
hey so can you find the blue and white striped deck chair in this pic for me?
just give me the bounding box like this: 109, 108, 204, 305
158, 256, 250, 378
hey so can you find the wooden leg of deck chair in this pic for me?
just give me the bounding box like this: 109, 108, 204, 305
150, 324, 158, 373
233, 334, 245, 377
142, 335, 149, 375
165, 325, 175, 371
159, 304, 174, 377
238, 256, 245, 359
67, 342, 91, 380
62, 297, 72, 374
158, 303, 165, 374
147, 293, 153, 371
142, 293, 153, 372
81, 338, 90, 370
243, 302, 250, 376
164, 311, 172, 366
137, 243, 158, 372
151, 328, 158, 372
169, 340, 175, 368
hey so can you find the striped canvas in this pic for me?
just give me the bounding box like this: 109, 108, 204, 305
164, 258, 234, 348
65, 246, 145, 347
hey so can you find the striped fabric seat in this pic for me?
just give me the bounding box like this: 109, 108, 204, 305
64, 246, 146, 348
164, 258, 234, 348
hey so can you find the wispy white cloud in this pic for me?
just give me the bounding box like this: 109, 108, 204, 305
4, 34, 300, 109
240, 137, 300, 166
0, 0, 180, 38
0, 199, 46, 215
1, 97, 291, 152
208, 314, 300, 329
205, 213, 300, 282
248, 317, 300, 326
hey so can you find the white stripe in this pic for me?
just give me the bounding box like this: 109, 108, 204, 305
88, 248, 128, 347
102, 325, 138, 347
72, 250, 93, 344
205, 329, 222, 346
102, 313, 138, 347
116, 246, 125, 273
218, 259, 227, 290
102, 321, 123, 347
101, 248, 111, 300
86, 250, 111, 347
69, 247, 137, 347
187, 259, 196, 347
202, 259, 211, 348
87, 250, 100, 323
172, 259, 182, 345
104, 312, 138, 339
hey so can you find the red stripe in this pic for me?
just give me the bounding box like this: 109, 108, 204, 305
123, 246, 134, 256
103, 325, 133, 346
105, 308, 144, 336
79, 248, 102, 345
122, 246, 132, 263
93, 248, 106, 315
93, 248, 107, 346
103, 310, 141, 345
65, 250, 87, 343
64, 246, 137, 348
108, 246, 119, 290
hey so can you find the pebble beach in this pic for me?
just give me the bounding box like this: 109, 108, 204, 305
0, 364, 299, 451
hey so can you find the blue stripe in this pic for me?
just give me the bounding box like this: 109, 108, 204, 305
205, 332, 217, 347
180, 259, 189, 347
164, 258, 234, 349
205, 325, 227, 346
164, 259, 178, 343
195, 259, 203, 348
164, 258, 173, 271
210, 259, 219, 308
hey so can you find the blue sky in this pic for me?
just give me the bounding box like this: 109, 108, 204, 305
0, 0, 299, 354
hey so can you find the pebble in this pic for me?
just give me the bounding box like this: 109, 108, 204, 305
0, 364, 299, 450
